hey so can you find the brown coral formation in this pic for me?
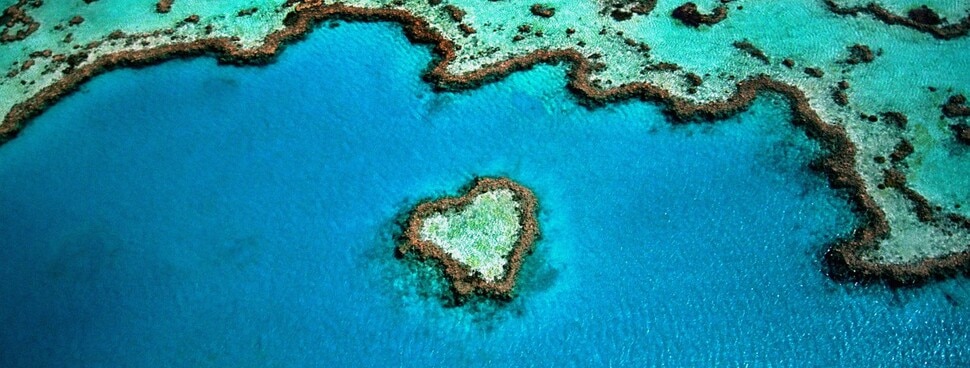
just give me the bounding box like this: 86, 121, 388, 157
804, 67, 824, 78
684, 72, 702, 87
832, 89, 848, 106
602, 0, 656, 21
846, 44, 874, 64
907, 5, 942, 25
442, 5, 464, 23
943, 94, 970, 118
882, 169, 936, 222
888, 139, 913, 163
237, 7, 258, 17
1, 0, 40, 44
825, 0, 970, 40
458, 23, 475, 36
879, 111, 907, 129
0, 3, 968, 288
530, 4, 555, 18
671, 2, 727, 27
156, 0, 173, 14
399, 177, 539, 299
731, 40, 769, 64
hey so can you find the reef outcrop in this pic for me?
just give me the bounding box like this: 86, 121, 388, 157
943, 94, 970, 118
399, 177, 539, 299
671, 2, 727, 27
156, 0, 173, 14
845, 44, 874, 64
1, 0, 40, 44
601, 0, 657, 21
530, 4, 555, 18
731, 40, 769, 64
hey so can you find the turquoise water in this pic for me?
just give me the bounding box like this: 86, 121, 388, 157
0, 22, 968, 366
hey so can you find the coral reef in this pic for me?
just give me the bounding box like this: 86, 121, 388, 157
400, 177, 539, 299
671, 2, 727, 27
0, 1, 967, 287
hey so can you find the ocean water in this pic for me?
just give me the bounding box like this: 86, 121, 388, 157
0, 22, 968, 366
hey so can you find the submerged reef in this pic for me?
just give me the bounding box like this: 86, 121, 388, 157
671, 2, 728, 28
0, 0, 40, 43
0, 0, 968, 287
399, 177, 539, 299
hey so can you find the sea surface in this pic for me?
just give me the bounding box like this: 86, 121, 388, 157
0, 22, 968, 366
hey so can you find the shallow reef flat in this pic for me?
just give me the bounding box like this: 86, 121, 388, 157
0, 0, 968, 286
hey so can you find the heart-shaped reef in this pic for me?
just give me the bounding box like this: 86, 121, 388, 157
400, 177, 539, 299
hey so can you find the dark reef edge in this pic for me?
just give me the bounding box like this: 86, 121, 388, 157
0, 3, 968, 287
824, 0, 970, 40
399, 177, 539, 299
671, 2, 728, 28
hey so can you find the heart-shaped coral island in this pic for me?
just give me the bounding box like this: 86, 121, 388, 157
400, 177, 539, 299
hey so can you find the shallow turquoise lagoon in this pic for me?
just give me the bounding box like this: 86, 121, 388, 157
0, 22, 967, 366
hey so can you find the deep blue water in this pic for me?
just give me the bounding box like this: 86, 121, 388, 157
1, 22, 968, 366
